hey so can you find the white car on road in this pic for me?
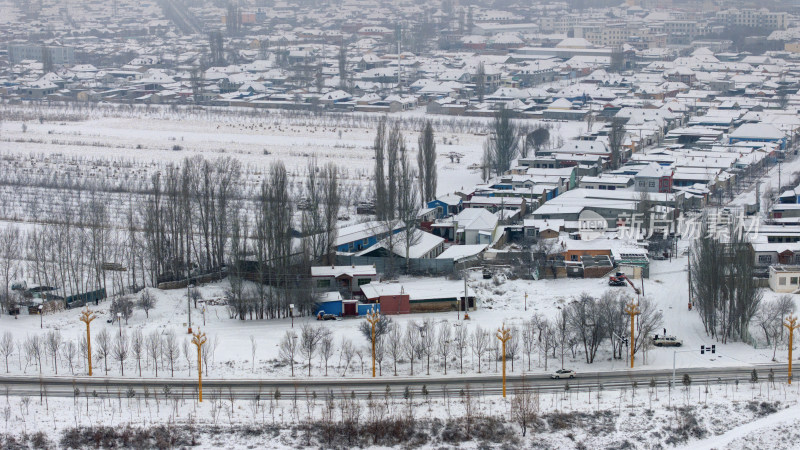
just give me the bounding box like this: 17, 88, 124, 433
551, 369, 576, 379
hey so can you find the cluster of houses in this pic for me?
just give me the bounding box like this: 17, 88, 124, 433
3, 0, 800, 112
5, 0, 800, 311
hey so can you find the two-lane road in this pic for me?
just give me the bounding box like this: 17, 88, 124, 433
0, 364, 789, 399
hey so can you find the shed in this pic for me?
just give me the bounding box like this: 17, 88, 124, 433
769, 266, 800, 293
315, 291, 343, 316
379, 294, 410, 315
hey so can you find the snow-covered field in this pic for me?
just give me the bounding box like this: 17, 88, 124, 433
0, 256, 790, 381
0, 103, 585, 205
1, 368, 798, 449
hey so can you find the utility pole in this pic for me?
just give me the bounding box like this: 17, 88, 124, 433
366, 308, 380, 377
687, 247, 693, 310
496, 324, 512, 397
462, 274, 470, 320
187, 224, 192, 334
191, 329, 207, 402
79, 308, 97, 376
784, 314, 799, 384
624, 301, 640, 369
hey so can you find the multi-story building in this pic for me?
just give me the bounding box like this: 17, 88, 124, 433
716, 9, 787, 30
585, 23, 630, 47
8, 44, 75, 65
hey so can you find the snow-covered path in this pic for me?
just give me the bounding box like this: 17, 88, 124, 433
676, 402, 800, 450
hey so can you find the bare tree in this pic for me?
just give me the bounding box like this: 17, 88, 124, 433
633, 298, 664, 364
249, 335, 257, 372
319, 329, 335, 376
300, 324, 324, 376
180, 339, 190, 377
755, 295, 796, 360
358, 314, 393, 345
279, 330, 299, 377
484, 105, 519, 176
338, 39, 348, 90
522, 319, 536, 371
420, 319, 436, 375
505, 327, 520, 372
95, 330, 111, 375
375, 336, 386, 376
555, 309, 569, 370
146, 331, 161, 377
608, 118, 626, 170
511, 379, 539, 437
397, 141, 421, 270
568, 293, 606, 364
453, 323, 469, 374
111, 296, 135, 324
600, 291, 627, 360
163, 330, 179, 377
1, 332, 14, 373
201, 335, 219, 376
402, 321, 421, 375
691, 220, 761, 343
470, 325, 489, 373
475, 62, 486, 102
373, 117, 388, 220
339, 337, 355, 376
386, 122, 402, 220
62, 340, 77, 375
0, 227, 21, 313
131, 329, 144, 376
113, 332, 129, 376
387, 323, 402, 376
528, 127, 550, 156
45, 330, 62, 374
25, 335, 44, 374
137, 290, 156, 319
321, 163, 341, 265
417, 120, 437, 204
437, 322, 453, 375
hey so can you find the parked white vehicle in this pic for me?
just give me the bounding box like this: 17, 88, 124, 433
551, 369, 576, 379
652, 335, 683, 347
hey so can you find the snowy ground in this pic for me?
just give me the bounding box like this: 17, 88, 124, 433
1, 370, 799, 449
0, 104, 585, 201
0, 253, 792, 381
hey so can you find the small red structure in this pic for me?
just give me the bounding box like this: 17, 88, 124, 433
343, 300, 358, 316
379, 294, 410, 315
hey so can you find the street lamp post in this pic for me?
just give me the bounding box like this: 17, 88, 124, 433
289, 304, 294, 328
671, 348, 698, 386
496, 324, 512, 398
191, 329, 207, 402
524, 292, 528, 312
38, 304, 43, 328
117, 312, 122, 337
366, 308, 381, 378
79, 308, 97, 376
784, 314, 800, 385
624, 301, 641, 369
